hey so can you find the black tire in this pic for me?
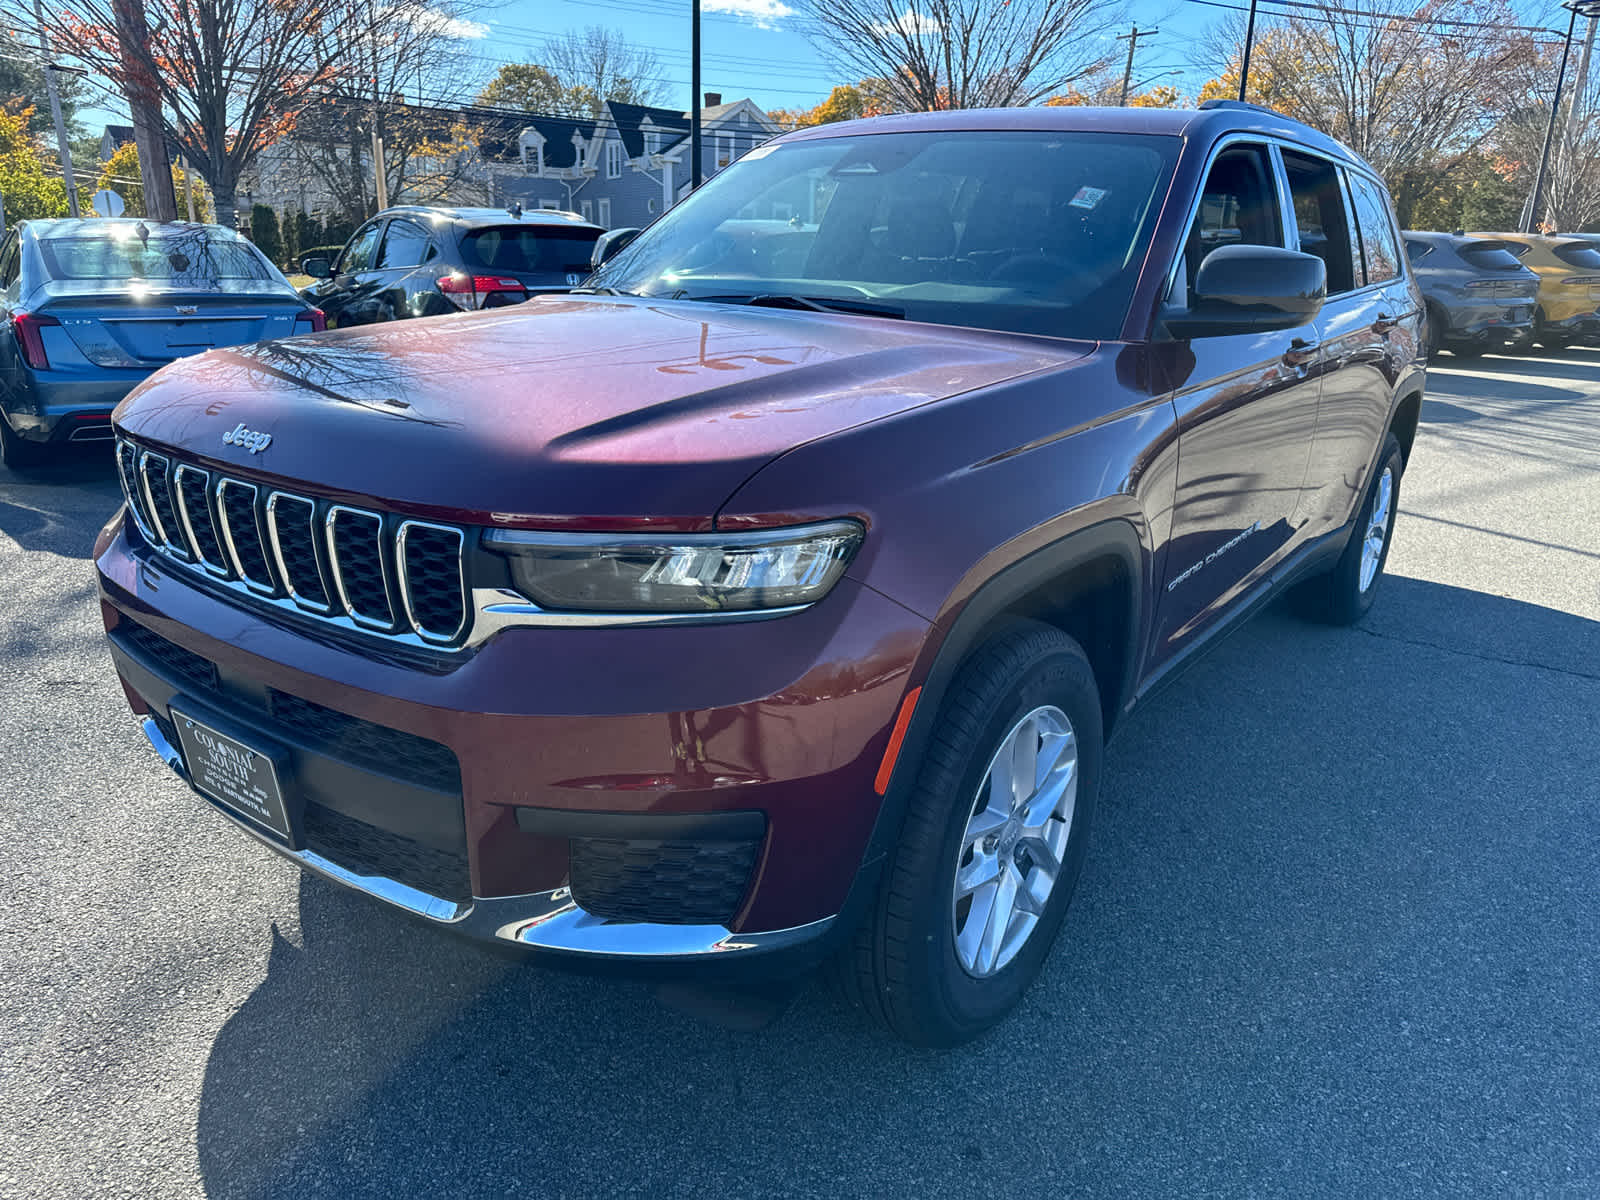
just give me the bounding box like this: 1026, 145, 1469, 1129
1450, 344, 1485, 359
1291, 432, 1404, 625
1423, 306, 1445, 359
830, 620, 1102, 1046
0, 412, 48, 470
1533, 308, 1569, 351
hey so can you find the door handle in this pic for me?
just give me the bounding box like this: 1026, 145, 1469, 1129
1373, 312, 1399, 334
1283, 338, 1320, 368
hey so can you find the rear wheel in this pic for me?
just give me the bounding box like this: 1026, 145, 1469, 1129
1423, 305, 1446, 359
831, 621, 1101, 1046
0, 412, 47, 470
1534, 308, 1570, 350
1291, 432, 1403, 625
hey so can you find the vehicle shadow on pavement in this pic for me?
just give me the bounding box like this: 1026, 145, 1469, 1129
193, 578, 1600, 1199
0, 447, 121, 559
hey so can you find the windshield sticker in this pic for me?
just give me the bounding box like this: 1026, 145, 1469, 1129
741, 144, 779, 161
1070, 187, 1109, 210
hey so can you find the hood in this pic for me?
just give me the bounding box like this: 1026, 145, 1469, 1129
113, 295, 1087, 527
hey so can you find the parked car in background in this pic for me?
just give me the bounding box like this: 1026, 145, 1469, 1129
300, 206, 603, 328
99, 102, 1424, 1045
0, 219, 323, 468
1402, 231, 1538, 357
1478, 232, 1600, 349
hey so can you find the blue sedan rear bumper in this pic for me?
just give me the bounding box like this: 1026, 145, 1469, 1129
2, 365, 152, 443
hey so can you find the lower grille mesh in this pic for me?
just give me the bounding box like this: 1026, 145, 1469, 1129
569, 837, 761, 925
302, 805, 472, 902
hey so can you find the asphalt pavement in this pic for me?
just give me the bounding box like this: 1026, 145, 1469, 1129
2, 347, 1598, 1199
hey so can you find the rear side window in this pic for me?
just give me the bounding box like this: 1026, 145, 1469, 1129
1346, 171, 1401, 285
378, 219, 433, 269
461, 226, 601, 274
1405, 240, 1431, 263
1282, 151, 1357, 294
1459, 241, 1525, 271
0, 233, 18, 287
1554, 243, 1600, 270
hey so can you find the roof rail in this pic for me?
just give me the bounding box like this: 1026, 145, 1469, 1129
1197, 98, 1283, 117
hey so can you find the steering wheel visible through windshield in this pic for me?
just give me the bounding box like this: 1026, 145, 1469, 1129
589, 128, 1179, 341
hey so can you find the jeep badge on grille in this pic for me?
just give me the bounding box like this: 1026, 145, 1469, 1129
222, 423, 272, 454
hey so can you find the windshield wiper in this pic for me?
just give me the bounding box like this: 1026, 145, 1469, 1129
686, 292, 906, 319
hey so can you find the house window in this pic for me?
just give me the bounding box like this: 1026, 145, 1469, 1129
581, 200, 592, 221
539, 199, 558, 210
645, 130, 658, 155
648, 198, 657, 213
597, 198, 611, 228
716, 134, 732, 169
606, 140, 623, 179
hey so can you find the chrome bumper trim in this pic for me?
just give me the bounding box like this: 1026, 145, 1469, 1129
140, 716, 831, 958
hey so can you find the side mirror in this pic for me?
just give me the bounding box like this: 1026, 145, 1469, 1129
300, 255, 333, 280
591, 228, 641, 271
1165, 244, 1326, 339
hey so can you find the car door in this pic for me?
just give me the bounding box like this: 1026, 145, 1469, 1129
1152, 140, 1323, 661
370, 217, 437, 320
319, 219, 385, 329
1289, 156, 1412, 535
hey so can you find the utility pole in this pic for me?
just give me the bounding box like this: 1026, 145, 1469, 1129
31, 0, 78, 216
1526, 4, 1583, 233
1552, 13, 1599, 226
110, 0, 177, 222
1239, 0, 1261, 102
691, 0, 703, 189
1117, 26, 1158, 106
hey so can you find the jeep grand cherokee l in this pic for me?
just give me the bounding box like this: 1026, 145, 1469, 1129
97, 102, 1425, 1046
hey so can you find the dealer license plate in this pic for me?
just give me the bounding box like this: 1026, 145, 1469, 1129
169, 707, 292, 840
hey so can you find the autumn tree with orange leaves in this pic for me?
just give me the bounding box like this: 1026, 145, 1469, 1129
16, 0, 456, 228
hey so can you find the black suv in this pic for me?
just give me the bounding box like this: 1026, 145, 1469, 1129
300, 206, 604, 327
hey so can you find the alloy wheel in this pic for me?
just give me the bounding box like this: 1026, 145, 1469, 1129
1359, 465, 1394, 593
950, 705, 1078, 978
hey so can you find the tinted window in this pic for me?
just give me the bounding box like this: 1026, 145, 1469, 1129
594, 130, 1180, 341
1404, 239, 1431, 263
1347, 171, 1401, 285
1183, 144, 1283, 289
340, 223, 383, 273
377, 219, 432, 269
1282, 151, 1358, 294
461, 226, 604, 274
1554, 243, 1600, 270
0, 233, 18, 287
1459, 242, 1524, 271
39, 229, 273, 282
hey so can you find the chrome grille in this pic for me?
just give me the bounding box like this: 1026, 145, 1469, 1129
114, 438, 472, 650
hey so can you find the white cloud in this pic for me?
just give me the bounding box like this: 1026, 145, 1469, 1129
872, 7, 942, 36
403, 8, 490, 39
703, 0, 795, 29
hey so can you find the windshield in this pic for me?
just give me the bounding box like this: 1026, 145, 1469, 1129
591, 129, 1179, 340
461, 225, 600, 274
40, 228, 275, 284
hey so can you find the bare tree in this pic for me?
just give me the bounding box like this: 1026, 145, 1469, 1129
797, 0, 1117, 111
1198, 2, 1538, 224
539, 26, 665, 113
1489, 36, 1600, 232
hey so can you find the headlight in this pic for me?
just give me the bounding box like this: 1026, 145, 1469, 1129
483, 520, 864, 614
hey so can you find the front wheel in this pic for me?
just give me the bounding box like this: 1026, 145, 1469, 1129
831, 621, 1102, 1046
1291, 432, 1403, 625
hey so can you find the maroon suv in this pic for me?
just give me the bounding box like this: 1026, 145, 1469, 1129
96, 102, 1424, 1045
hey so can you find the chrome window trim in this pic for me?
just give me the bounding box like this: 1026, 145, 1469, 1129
214, 478, 277, 596
137, 451, 190, 559
265, 491, 334, 614
325, 505, 397, 630
172, 465, 231, 579
116, 441, 158, 544
396, 519, 467, 643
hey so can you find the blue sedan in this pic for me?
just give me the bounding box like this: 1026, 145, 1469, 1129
0, 218, 325, 468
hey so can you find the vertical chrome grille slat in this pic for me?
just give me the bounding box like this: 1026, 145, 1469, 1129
173, 466, 229, 577
266, 492, 332, 613
114, 437, 471, 650
215, 479, 277, 594
396, 521, 467, 643
326, 506, 396, 629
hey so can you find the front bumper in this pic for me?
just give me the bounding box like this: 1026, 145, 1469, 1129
98, 512, 928, 966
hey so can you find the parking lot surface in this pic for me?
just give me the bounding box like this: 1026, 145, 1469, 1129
2, 348, 1598, 1199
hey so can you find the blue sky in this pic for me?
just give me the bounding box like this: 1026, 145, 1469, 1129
76, 0, 1573, 134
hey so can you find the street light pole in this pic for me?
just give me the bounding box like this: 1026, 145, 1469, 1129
1526, 1, 1600, 233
